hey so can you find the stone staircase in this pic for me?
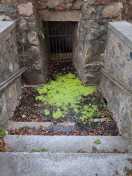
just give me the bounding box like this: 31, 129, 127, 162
0, 152, 132, 176
0, 131, 131, 175
0, 104, 131, 176
4, 135, 129, 153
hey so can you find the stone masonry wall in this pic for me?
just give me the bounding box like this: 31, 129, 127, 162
73, 0, 123, 84
0, 22, 18, 83
0, 21, 21, 128
100, 21, 132, 143
0, 0, 129, 85
35, 0, 82, 21
36, 0, 82, 11
0, 0, 16, 20
17, 1, 48, 84
122, 0, 132, 20
0, 0, 48, 84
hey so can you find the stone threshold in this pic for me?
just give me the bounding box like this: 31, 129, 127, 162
5, 135, 128, 153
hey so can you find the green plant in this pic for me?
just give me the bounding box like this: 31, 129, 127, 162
0, 128, 6, 138
36, 73, 96, 121
53, 109, 64, 120
94, 139, 101, 145
79, 105, 100, 125
43, 109, 50, 116
31, 148, 48, 152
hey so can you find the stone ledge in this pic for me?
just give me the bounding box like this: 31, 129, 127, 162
0, 20, 15, 33
5, 135, 128, 153
109, 21, 132, 49
8, 121, 75, 130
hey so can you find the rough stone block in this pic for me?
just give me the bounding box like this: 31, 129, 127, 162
0, 21, 21, 128
100, 21, 132, 142
104, 21, 132, 90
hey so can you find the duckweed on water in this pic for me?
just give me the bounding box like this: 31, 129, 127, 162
36, 73, 98, 123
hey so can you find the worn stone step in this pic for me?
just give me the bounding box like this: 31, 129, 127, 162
8, 121, 75, 130
5, 135, 128, 153
0, 153, 131, 176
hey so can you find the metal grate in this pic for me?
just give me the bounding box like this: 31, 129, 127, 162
45, 22, 77, 61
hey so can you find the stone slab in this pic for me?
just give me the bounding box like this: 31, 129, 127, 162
0, 20, 15, 34
100, 22, 132, 139
0, 153, 131, 176
8, 121, 75, 130
104, 21, 132, 90
109, 21, 132, 48
5, 135, 128, 153
0, 20, 20, 128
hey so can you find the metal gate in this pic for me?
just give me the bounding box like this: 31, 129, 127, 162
45, 22, 77, 61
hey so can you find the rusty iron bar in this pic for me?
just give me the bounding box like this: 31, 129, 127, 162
0, 67, 26, 92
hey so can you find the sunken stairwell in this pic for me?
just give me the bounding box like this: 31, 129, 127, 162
0, 0, 132, 175
0, 20, 132, 176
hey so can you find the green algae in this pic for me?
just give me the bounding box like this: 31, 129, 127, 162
36, 73, 98, 122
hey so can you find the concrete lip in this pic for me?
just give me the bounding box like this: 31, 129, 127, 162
0, 153, 131, 176
5, 135, 128, 153
8, 121, 75, 130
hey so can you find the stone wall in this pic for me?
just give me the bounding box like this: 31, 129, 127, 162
0, 0, 126, 85
73, 0, 123, 84
36, 0, 82, 11
122, 0, 132, 20
0, 0, 48, 84
0, 21, 18, 82
100, 21, 132, 141
0, 0, 16, 20
17, 1, 48, 84
0, 21, 21, 128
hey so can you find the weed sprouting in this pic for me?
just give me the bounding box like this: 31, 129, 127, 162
36, 73, 99, 123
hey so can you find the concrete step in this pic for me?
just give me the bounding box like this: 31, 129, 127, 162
5, 135, 128, 153
8, 121, 75, 131
0, 153, 131, 176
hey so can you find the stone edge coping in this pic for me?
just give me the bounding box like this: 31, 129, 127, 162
5, 135, 129, 153
0, 20, 16, 40
109, 21, 132, 49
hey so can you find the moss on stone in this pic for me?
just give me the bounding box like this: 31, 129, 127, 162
36, 73, 97, 121
31, 148, 48, 152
